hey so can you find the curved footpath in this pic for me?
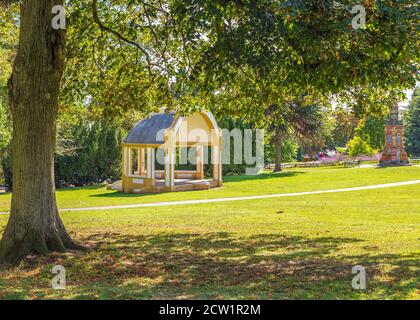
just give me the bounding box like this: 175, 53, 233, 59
0, 179, 419, 215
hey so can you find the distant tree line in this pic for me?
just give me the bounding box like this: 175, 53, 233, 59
405, 88, 420, 157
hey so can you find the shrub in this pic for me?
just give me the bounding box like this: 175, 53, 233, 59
346, 136, 377, 157
55, 120, 124, 187
336, 147, 347, 154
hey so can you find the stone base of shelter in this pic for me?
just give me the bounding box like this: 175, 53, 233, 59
109, 178, 222, 194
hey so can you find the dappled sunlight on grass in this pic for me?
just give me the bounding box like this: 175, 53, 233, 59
0, 166, 419, 299
0, 231, 418, 299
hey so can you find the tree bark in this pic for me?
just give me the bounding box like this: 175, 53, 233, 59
274, 128, 282, 172
0, 0, 82, 267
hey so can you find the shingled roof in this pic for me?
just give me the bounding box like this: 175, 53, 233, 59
124, 112, 175, 144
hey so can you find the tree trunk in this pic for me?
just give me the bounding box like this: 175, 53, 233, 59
274, 128, 282, 172
0, 0, 82, 267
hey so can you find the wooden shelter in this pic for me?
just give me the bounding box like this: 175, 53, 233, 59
118, 111, 223, 193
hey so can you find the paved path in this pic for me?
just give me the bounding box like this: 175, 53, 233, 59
1, 180, 419, 215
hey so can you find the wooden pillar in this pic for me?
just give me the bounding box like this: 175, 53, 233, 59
151, 148, 155, 180
137, 147, 140, 175
127, 147, 133, 176
219, 130, 223, 185
212, 129, 223, 186
147, 147, 156, 185
212, 145, 220, 185
122, 145, 128, 192
196, 145, 204, 180
138, 147, 145, 176
164, 131, 175, 191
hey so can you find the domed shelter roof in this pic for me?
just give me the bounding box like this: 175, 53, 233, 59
124, 112, 176, 145
124, 111, 219, 145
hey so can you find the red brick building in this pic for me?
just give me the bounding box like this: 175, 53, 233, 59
379, 104, 409, 166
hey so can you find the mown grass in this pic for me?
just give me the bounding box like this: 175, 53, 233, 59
0, 166, 419, 300
1, 166, 419, 212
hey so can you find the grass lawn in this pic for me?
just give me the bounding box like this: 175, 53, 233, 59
0, 166, 419, 299
1, 165, 420, 212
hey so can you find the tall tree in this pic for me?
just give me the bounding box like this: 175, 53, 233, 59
0, 0, 193, 266
329, 108, 359, 148
0, 0, 84, 265
265, 100, 325, 172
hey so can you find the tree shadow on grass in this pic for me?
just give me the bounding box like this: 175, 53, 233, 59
1, 232, 417, 299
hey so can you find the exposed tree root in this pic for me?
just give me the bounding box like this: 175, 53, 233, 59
0, 220, 86, 268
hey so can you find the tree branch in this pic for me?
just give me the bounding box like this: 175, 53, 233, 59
91, 0, 153, 75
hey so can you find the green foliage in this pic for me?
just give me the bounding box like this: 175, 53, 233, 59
0, 143, 12, 189
63, 0, 193, 117
326, 108, 358, 148
405, 87, 420, 156
0, 5, 16, 187
265, 138, 298, 163
0, 96, 12, 189
336, 147, 347, 154
55, 118, 125, 188
343, 113, 387, 158
353, 115, 385, 150
0, 99, 11, 157
215, 115, 252, 176
346, 136, 377, 157
183, 0, 418, 109
326, 109, 385, 152
64, 0, 419, 119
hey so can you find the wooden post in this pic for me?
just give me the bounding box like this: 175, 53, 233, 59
164, 131, 175, 191
212, 145, 219, 185
212, 129, 223, 186
146, 147, 156, 182
142, 148, 146, 175
196, 145, 204, 180
127, 147, 133, 176
122, 145, 128, 192
138, 147, 145, 176
151, 148, 156, 182
146, 148, 151, 178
